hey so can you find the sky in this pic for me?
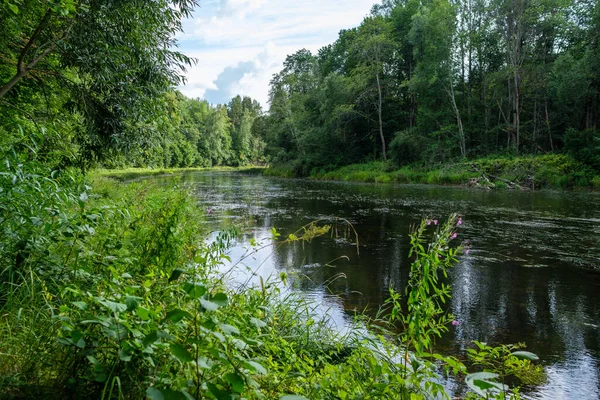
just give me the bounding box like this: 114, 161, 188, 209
176, 0, 375, 108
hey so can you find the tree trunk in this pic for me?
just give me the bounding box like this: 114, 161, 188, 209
376, 70, 387, 161
545, 99, 553, 151
446, 82, 466, 157
0, 70, 29, 99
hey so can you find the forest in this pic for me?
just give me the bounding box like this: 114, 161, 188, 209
1, 0, 267, 171
263, 0, 600, 184
3, 0, 599, 181
0, 0, 591, 398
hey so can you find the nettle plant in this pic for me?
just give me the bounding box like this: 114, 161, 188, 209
55, 226, 262, 400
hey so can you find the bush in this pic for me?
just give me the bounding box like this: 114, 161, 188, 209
389, 128, 426, 166
564, 128, 600, 170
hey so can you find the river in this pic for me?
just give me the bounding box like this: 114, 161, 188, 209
154, 171, 600, 399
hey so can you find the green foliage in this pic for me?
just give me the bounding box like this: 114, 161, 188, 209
301, 154, 600, 190
396, 215, 462, 354
0, 153, 546, 399
564, 128, 600, 170
466, 341, 546, 397
263, 0, 600, 180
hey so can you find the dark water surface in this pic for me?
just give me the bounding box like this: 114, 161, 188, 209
156, 171, 600, 399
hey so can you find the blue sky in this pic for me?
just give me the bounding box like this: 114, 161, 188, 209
177, 0, 375, 108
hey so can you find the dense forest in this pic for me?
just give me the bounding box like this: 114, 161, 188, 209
4, 0, 599, 179
1, 1, 267, 170
262, 0, 600, 178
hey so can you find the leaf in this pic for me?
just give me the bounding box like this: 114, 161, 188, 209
164, 308, 191, 323
119, 348, 132, 362
124, 296, 141, 311
250, 317, 267, 328
197, 356, 213, 369
224, 372, 245, 393
170, 343, 193, 363
511, 351, 539, 361
143, 331, 159, 348
212, 331, 226, 343
162, 389, 187, 400
465, 372, 502, 397
211, 292, 228, 306
244, 360, 267, 375
87, 355, 99, 365
136, 307, 151, 320
232, 338, 248, 350
158, 330, 176, 341
168, 269, 185, 283
98, 299, 127, 313
207, 383, 230, 400
183, 282, 206, 299
219, 324, 239, 335
199, 298, 219, 312
146, 387, 165, 400
72, 301, 88, 310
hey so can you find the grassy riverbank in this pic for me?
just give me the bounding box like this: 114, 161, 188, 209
92, 166, 266, 181
265, 154, 600, 190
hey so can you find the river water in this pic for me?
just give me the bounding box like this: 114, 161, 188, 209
156, 171, 600, 399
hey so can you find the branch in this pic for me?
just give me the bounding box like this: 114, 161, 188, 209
17, 8, 53, 73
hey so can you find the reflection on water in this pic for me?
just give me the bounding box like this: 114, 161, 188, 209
152, 171, 600, 399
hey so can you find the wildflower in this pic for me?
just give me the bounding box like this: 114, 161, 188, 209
434, 219, 438, 225
451, 320, 460, 326
465, 248, 470, 255
206, 208, 212, 214
457, 217, 463, 226
451, 232, 458, 240
427, 220, 432, 226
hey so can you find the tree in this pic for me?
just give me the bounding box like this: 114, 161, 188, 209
1, 0, 198, 166
353, 16, 396, 161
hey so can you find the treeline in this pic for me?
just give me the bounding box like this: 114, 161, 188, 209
263, 0, 600, 176
177, 95, 268, 168
116, 93, 268, 169
0, 1, 267, 170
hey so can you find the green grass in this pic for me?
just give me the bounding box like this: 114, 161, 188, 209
92, 165, 266, 181
265, 154, 600, 190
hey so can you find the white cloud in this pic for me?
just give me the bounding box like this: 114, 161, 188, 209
178, 0, 375, 107
216, 0, 268, 18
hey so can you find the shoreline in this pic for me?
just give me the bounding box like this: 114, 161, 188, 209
264, 154, 600, 191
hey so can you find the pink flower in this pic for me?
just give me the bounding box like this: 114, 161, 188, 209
451, 232, 458, 239
427, 220, 432, 226
457, 217, 463, 226
451, 320, 460, 326
206, 208, 212, 214
434, 219, 438, 225
465, 248, 470, 255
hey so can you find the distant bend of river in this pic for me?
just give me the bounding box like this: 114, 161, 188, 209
151, 171, 600, 400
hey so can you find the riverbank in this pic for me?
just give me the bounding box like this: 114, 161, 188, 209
265, 154, 600, 190
92, 165, 266, 181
